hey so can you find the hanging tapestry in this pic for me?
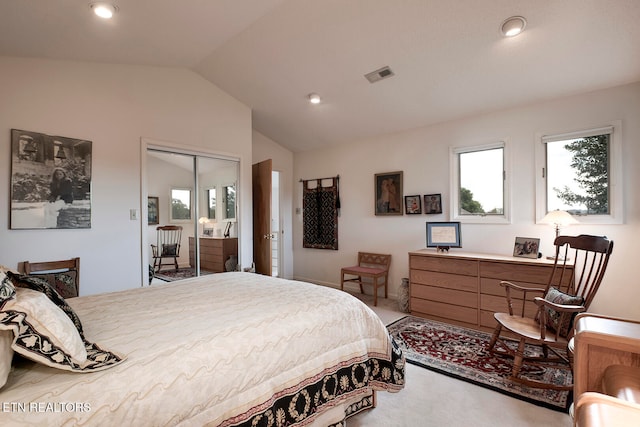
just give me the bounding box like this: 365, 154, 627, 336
303, 177, 339, 250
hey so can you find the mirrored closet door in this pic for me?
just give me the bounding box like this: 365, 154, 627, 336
146, 149, 239, 283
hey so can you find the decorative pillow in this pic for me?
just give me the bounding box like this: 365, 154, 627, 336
544, 287, 584, 338
0, 288, 126, 372
7, 272, 84, 339
0, 330, 13, 389
0, 270, 16, 305
161, 243, 178, 256
30, 270, 78, 299
0, 288, 87, 365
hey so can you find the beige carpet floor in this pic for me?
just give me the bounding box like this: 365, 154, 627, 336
345, 292, 573, 427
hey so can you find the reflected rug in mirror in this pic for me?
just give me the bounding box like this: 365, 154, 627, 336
154, 268, 213, 282
387, 315, 572, 412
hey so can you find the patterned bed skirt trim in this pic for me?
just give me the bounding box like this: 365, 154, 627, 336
222, 341, 404, 427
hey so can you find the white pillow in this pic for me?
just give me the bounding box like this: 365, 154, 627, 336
1, 288, 87, 366
0, 330, 13, 388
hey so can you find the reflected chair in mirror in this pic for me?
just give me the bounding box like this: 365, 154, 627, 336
487, 234, 614, 390
20, 257, 80, 298
340, 252, 391, 306
151, 225, 183, 273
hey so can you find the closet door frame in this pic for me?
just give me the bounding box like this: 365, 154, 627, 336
140, 138, 240, 286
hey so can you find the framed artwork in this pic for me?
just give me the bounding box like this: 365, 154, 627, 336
513, 237, 540, 259
10, 129, 92, 229
148, 196, 159, 225
426, 221, 461, 250
404, 195, 422, 214
375, 171, 403, 215
424, 193, 443, 214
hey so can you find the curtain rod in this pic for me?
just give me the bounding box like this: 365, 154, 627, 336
299, 174, 339, 182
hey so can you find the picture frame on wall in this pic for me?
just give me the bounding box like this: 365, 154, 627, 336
374, 171, 403, 215
404, 195, 422, 214
148, 196, 159, 225
424, 193, 443, 214
9, 129, 92, 229
513, 237, 540, 259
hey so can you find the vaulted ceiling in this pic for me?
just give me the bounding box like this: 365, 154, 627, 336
1, 0, 639, 152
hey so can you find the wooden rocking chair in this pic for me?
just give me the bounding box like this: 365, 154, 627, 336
487, 234, 613, 390
151, 225, 183, 273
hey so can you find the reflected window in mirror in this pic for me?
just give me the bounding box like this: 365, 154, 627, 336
223, 185, 236, 220
207, 188, 216, 220
170, 188, 192, 222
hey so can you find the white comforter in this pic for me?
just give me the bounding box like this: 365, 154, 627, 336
0, 272, 404, 426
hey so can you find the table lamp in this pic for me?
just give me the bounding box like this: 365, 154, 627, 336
540, 210, 578, 260
540, 210, 579, 238
198, 217, 210, 236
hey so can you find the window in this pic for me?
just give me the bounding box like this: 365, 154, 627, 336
450, 142, 510, 224
536, 122, 622, 224
170, 188, 192, 222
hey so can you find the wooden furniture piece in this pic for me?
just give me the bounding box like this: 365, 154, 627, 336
488, 235, 613, 389
409, 249, 565, 331
574, 392, 640, 427
151, 225, 183, 272
572, 313, 640, 426
341, 252, 391, 306
20, 257, 80, 298
189, 237, 238, 273
573, 313, 640, 398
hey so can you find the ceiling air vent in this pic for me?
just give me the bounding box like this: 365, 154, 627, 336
364, 66, 395, 83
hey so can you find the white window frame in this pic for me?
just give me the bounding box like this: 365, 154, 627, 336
450, 141, 511, 224
535, 121, 623, 225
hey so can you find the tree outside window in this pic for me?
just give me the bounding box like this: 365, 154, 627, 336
546, 134, 609, 215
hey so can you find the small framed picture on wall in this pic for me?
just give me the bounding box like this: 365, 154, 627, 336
148, 196, 159, 225
424, 193, 442, 214
404, 195, 422, 214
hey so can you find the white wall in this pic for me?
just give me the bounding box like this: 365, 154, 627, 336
252, 130, 294, 279
0, 56, 252, 296
293, 82, 640, 320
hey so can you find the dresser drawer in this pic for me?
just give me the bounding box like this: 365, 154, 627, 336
479, 261, 552, 284
411, 270, 477, 292
410, 255, 477, 276
411, 299, 477, 325
479, 277, 546, 298
411, 284, 477, 308
480, 293, 538, 317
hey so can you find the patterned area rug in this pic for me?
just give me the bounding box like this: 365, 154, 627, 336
387, 316, 572, 412
154, 268, 213, 282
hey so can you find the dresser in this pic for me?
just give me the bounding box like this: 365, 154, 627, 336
409, 249, 572, 332
189, 237, 238, 273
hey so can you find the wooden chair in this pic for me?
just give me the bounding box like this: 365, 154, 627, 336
341, 252, 391, 306
151, 225, 183, 273
20, 257, 80, 298
487, 234, 613, 390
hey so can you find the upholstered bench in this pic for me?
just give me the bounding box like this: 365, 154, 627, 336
340, 252, 391, 306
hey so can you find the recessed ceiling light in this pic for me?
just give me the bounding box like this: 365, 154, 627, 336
501, 16, 526, 37
91, 2, 117, 19
308, 93, 321, 104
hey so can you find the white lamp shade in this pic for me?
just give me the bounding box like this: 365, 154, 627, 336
540, 210, 578, 227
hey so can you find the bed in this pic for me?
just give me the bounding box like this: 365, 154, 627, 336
0, 271, 405, 426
